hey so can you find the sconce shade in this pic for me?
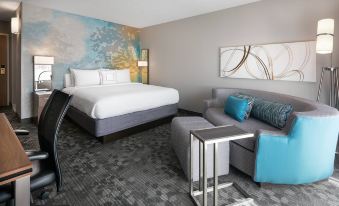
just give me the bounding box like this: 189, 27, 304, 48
316, 18, 334, 54
11, 17, 19, 34
34, 56, 54, 65
137, 61, 148, 67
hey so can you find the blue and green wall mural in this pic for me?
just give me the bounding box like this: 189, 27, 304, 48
22, 3, 141, 90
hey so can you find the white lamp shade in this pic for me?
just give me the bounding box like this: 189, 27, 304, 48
316, 35, 334, 54
34, 56, 55, 65
11, 17, 19, 34
137, 61, 148, 67
316, 18, 335, 54
317, 19, 334, 35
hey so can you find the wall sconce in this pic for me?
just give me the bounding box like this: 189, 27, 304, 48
11, 17, 19, 34
34, 56, 54, 65
137, 60, 148, 84
33, 56, 54, 91
137, 61, 148, 67
138, 49, 149, 84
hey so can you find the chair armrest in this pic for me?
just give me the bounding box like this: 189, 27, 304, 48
255, 129, 289, 152
256, 129, 288, 137
254, 130, 289, 183
25, 150, 49, 161
255, 115, 339, 184
14, 129, 30, 135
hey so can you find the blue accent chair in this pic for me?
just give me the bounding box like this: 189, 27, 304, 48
203, 88, 339, 184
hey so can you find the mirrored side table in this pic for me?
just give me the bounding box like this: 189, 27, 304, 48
189, 125, 254, 206
33, 90, 52, 125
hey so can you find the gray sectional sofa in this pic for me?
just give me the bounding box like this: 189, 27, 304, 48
203, 88, 339, 184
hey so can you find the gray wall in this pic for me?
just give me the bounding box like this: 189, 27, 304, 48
141, 0, 339, 113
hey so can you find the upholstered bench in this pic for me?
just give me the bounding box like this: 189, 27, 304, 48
170, 116, 230, 181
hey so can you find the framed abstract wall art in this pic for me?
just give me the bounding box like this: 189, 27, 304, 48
220, 41, 316, 82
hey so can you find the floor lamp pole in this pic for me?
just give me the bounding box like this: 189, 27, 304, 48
317, 67, 339, 109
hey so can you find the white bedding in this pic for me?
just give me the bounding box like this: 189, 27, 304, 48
62, 83, 179, 119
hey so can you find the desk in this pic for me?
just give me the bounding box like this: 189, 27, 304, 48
0, 113, 32, 206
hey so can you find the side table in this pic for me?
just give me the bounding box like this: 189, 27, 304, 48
189, 125, 254, 206
33, 90, 52, 125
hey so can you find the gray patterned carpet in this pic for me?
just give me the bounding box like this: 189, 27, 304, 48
1, 107, 339, 206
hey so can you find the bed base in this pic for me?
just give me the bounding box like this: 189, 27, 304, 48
98, 115, 175, 143
66, 104, 178, 143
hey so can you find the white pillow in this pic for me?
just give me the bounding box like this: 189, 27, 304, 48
64, 73, 74, 88
116, 69, 131, 83
99, 70, 117, 85
70, 69, 101, 86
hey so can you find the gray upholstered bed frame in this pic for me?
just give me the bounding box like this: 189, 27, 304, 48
67, 104, 178, 142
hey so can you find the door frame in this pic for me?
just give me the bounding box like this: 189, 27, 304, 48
0, 33, 10, 106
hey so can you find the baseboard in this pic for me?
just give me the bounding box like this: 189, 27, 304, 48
20, 117, 33, 124
8, 110, 34, 124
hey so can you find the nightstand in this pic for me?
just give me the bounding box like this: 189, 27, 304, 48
33, 91, 52, 125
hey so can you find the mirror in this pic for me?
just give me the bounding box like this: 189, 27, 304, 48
34, 65, 52, 91
33, 56, 54, 91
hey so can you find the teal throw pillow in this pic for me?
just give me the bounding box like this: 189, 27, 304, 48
224, 96, 249, 122
232, 93, 255, 119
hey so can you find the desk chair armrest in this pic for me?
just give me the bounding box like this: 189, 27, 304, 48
25, 150, 49, 161
14, 129, 30, 135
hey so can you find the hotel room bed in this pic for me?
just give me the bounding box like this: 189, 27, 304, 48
62, 82, 179, 141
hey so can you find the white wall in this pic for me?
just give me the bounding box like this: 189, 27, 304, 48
141, 0, 339, 113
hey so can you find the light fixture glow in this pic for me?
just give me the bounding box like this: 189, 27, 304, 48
11, 17, 19, 34
34, 56, 55, 65
137, 61, 148, 67
316, 19, 335, 54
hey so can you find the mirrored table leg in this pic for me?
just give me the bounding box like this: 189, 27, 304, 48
203, 143, 207, 206
14, 175, 30, 206
214, 143, 218, 206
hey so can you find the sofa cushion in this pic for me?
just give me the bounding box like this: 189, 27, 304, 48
224, 96, 249, 122
204, 107, 279, 151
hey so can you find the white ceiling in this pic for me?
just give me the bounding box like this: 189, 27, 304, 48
12, 0, 261, 28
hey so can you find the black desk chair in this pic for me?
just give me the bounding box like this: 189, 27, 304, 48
0, 185, 12, 206
0, 90, 72, 205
